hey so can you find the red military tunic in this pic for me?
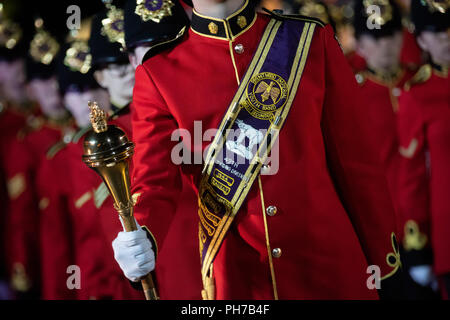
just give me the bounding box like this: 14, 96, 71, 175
397, 64, 450, 276
131, 4, 400, 299
0, 103, 27, 284
3, 116, 69, 295
355, 68, 414, 230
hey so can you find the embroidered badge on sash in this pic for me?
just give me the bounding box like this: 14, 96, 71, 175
135, 0, 174, 23
245, 72, 288, 121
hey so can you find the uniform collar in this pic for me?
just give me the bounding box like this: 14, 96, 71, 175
190, 0, 257, 41
109, 103, 130, 120
366, 67, 403, 85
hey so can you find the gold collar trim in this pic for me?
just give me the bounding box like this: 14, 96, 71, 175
190, 0, 257, 41
432, 63, 449, 78
365, 67, 404, 86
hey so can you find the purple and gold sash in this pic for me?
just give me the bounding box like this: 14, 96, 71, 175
198, 17, 318, 297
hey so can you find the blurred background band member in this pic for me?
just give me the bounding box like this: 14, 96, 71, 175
352, 0, 415, 228
397, 0, 450, 299
38, 0, 191, 299
37, 23, 111, 300
0, 0, 32, 300
2, 17, 73, 300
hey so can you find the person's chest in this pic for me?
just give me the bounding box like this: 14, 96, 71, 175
147, 17, 327, 157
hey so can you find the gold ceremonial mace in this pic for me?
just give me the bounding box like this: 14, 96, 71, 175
82, 101, 159, 300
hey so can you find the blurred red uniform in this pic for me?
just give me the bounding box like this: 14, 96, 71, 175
397, 65, 450, 277
355, 68, 414, 230
130, 4, 401, 299
3, 115, 70, 296
38, 108, 144, 300
0, 104, 28, 284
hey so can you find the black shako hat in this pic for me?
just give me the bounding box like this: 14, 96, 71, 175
57, 41, 100, 95
410, 0, 449, 35
88, 6, 128, 70
0, 0, 35, 62
124, 0, 189, 50
353, 0, 403, 39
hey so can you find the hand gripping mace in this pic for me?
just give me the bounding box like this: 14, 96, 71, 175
82, 101, 159, 300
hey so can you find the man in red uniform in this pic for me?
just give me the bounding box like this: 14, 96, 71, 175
0, 5, 32, 299
397, 0, 450, 298
37, 35, 111, 299
112, 0, 404, 299
0, 14, 75, 298
352, 0, 415, 227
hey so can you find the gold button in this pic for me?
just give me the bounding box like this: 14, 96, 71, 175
261, 164, 271, 174
392, 87, 401, 97
234, 44, 244, 54
266, 205, 277, 216
272, 248, 282, 258
39, 197, 49, 210
355, 73, 364, 84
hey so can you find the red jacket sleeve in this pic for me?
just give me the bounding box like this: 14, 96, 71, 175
320, 25, 400, 280
130, 65, 183, 253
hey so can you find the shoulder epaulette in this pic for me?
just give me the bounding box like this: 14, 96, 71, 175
16, 116, 45, 141
404, 64, 432, 91
142, 26, 187, 63
262, 8, 325, 27
46, 140, 67, 159
72, 125, 92, 144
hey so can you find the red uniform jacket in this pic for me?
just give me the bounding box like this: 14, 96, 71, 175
0, 104, 27, 283
355, 69, 414, 230
3, 118, 66, 295
397, 65, 450, 276
131, 8, 400, 299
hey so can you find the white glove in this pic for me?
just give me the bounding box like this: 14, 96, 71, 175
112, 219, 155, 282
409, 265, 439, 291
